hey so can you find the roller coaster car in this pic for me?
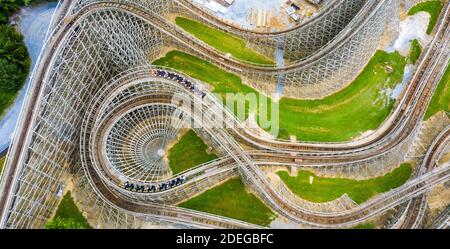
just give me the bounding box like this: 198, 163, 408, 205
135, 185, 145, 192
150, 69, 157, 76
147, 185, 157, 193
175, 178, 183, 185
158, 183, 168, 191
169, 179, 177, 187
122, 181, 134, 190
120, 175, 187, 193
157, 70, 165, 77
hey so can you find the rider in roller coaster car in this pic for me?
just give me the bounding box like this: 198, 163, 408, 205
121, 175, 186, 193
151, 69, 207, 99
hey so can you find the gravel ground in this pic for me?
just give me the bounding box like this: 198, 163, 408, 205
385, 12, 432, 56
213, 0, 289, 30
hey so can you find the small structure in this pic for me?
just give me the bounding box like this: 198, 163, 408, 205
204, 1, 228, 14
286, 7, 296, 16
215, 0, 234, 7
290, 13, 300, 22
385, 65, 394, 73
291, 3, 300, 11
255, 9, 270, 28
307, 0, 323, 6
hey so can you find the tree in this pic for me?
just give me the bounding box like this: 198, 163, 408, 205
0, 0, 29, 24
0, 24, 30, 93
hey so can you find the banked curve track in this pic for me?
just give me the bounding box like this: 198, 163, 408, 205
79, 66, 450, 228
48, 0, 450, 155
61, 0, 450, 154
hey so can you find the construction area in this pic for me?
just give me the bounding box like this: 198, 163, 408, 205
192, 0, 322, 31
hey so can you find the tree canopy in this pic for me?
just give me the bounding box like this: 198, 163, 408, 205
0, 0, 31, 25
0, 24, 30, 93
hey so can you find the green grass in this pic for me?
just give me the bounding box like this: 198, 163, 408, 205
175, 17, 274, 65
353, 223, 375, 229
0, 156, 5, 173
408, 0, 444, 34
408, 39, 422, 64
179, 178, 277, 226
277, 163, 412, 204
424, 61, 450, 120
154, 50, 407, 142
277, 50, 406, 141
168, 130, 218, 175
45, 191, 91, 229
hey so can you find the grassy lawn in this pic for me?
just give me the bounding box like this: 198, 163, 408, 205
352, 223, 375, 229
277, 163, 412, 204
154, 50, 406, 142
408, 0, 444, 34
175, 17, 274, 65
179, 178, 277, 226
45, 191, 91, 229
424, 61, 450, 120
408, 39, 422, 64
0, 156, 5, 173
168, 130, 218, 175
277, 50, 406, 141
